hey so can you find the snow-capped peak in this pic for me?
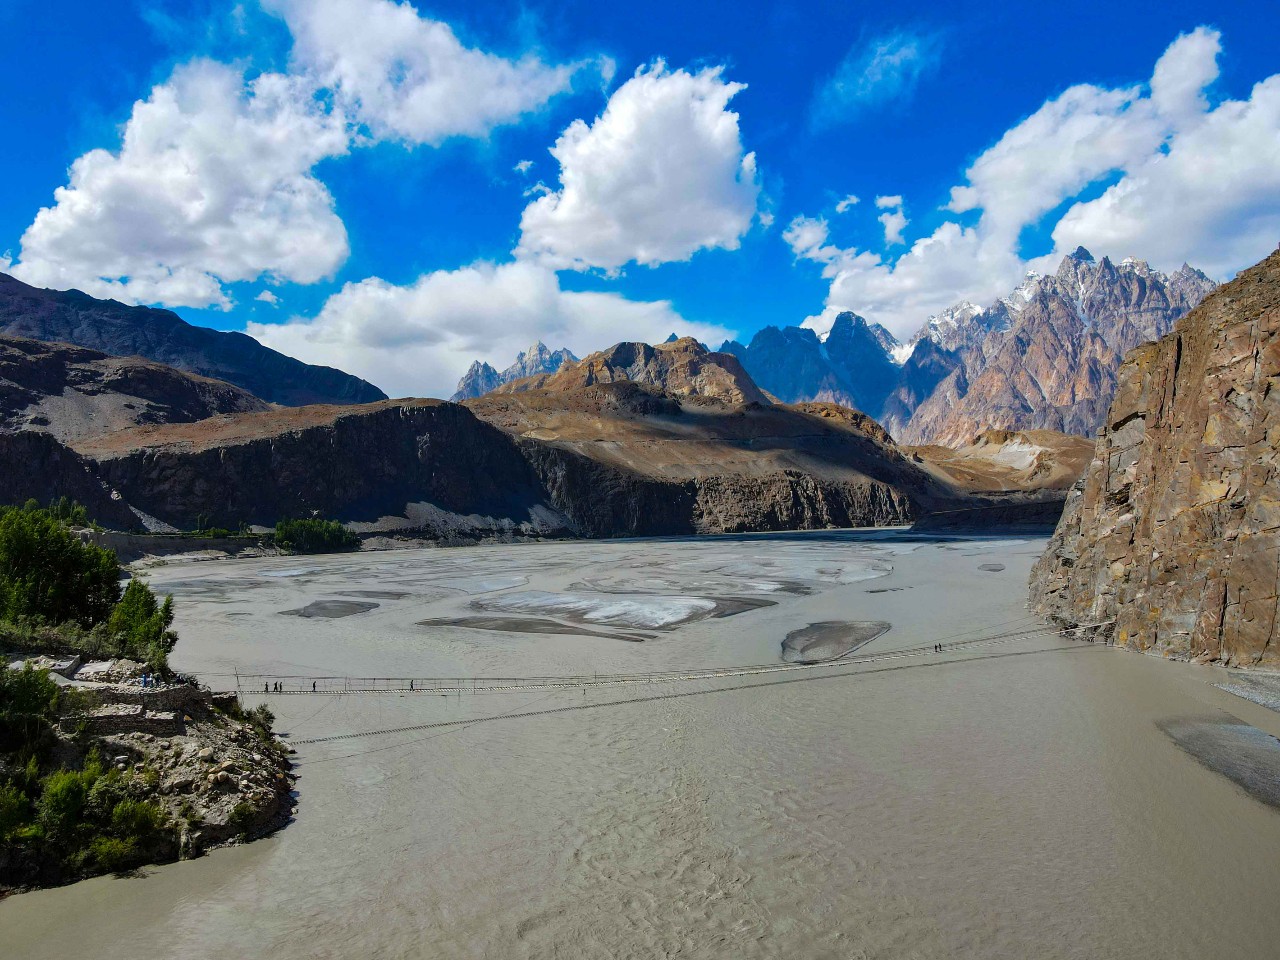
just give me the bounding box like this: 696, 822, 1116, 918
1002, 271, 1042, 312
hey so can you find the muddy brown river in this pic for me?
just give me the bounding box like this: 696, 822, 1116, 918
5, 531, 1280, 959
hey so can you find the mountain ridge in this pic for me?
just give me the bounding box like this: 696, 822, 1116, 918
0, 272, 387, 407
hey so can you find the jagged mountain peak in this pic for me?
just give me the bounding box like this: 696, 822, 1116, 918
452, 341, 579, 401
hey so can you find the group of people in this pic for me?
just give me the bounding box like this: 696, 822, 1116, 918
933, 643, 944, 653
262, 680, 320, 692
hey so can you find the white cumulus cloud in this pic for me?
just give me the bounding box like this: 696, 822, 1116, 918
834, 194, 860, 213
10, 60, 350, 308
267, 0, 588, 146
516, 62, 761, 272
790, 27, 1280, 339
248, 260, 734, 398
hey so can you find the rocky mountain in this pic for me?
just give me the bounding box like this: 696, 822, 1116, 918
0, 272, 386, 407
1030, 249, 1280, 666
719, 250, 1214, 447
0, 334, 268, 444
499, 338, 771, 405
719, 312, 900, 414
451, 341, 579, 401
0, 324, 1085, 536
894, 250, 1217, 445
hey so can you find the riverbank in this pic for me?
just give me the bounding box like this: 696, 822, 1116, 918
0, 657, 295, 895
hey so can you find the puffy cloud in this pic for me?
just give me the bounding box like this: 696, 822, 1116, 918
514, 159, 534, 175
812, 30, 944, 128
1051, 74, 1280, 278
255, 290, 281, 306
10, 61, 350, 308
516, 63, 761, 272
790, 27, 1280, 338
248, 260, 734, 398
267, 0, 586, 146
834, 194, 860, 213
875, 196, 907, 245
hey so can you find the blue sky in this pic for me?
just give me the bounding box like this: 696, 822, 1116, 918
2, 0, 1278, 396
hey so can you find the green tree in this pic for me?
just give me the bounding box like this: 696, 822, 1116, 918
0, 663, 61, 754
107, 579, 177, 670
0, 505, 120, 627
274, 518, 360, 554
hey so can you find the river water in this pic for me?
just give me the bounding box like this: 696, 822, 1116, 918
5, 531, 1280, 959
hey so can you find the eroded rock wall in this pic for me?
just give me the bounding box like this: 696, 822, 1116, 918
1030, 251, 1280, 666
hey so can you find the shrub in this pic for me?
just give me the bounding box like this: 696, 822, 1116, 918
0, 504, 120, 628
88, 835, 137, 872
274, 518, 360, 555
245, 704, 275, 737
110, 798, 164, 837
37, 769, 94, 835
227, 801, 256, 838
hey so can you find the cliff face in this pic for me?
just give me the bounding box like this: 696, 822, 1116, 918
0, 273, 386, 407
81, 401, 566, 536
0, 334, 268, 444
0, 432, 137, 528
1030, 250, 1280, 666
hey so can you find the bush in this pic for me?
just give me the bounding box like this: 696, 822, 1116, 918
227, 801, 256, 838
245, 704, 275, 736
0, 504, 120, 628
274, 518, 360, 554
110, 798, 164, 837
37, 769, 95, 835
87, 835, 137, 872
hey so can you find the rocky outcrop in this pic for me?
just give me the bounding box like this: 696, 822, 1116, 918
0, 658, 294, 894
0, 334, 268, 444
451, 342, 579, 401
0, 272, 386, 406
499, 338, 770, 405
1030, 250, 1280, 666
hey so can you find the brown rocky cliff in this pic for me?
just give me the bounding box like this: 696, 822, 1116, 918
1030, 250, 1280, 666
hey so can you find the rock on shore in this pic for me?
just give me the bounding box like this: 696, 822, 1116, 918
1030, 250, 1280, 666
